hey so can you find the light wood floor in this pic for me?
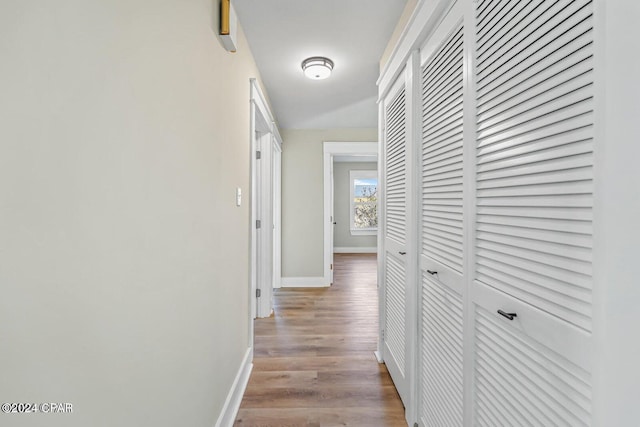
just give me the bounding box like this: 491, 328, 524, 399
234, 253, 407, 427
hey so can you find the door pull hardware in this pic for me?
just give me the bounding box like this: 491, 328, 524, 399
497, 309, 517, 321
426, 270, 438, 275
399, 251, 406, 255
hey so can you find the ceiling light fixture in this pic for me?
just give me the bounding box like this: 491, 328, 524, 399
301, 56, 334, 80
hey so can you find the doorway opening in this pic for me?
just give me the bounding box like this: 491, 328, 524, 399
322, 142, 378, 286
249, 78, 282, 341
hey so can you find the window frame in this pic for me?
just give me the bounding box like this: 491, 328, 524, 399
349, 170, 378, 236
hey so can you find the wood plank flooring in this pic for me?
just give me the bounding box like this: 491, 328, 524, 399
235, 253, 407, 427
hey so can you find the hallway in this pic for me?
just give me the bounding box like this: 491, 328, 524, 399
235, 254, 407, 426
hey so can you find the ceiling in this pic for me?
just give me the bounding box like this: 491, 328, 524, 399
233, 0, 408, 130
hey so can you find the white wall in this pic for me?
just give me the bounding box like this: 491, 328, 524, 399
594, 1, 640, 424
333, 162, 378, 250
281, 129, 377, 277
380, 0, 418, 71
0, 1, 266, 426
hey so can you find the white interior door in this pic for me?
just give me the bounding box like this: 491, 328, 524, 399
257, 132, 274, 317
249, 79, 280, 329
417, 3, 466, 425
252, 130, 262, 319
329, 159, 335, 284
381, 70, 413, 407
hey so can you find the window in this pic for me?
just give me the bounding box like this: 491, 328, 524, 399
349, 170, 378, 235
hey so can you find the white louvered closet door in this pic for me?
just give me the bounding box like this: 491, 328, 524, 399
381, 71, 411, 406
417, 2, 466, 426
472, 0, 594, 425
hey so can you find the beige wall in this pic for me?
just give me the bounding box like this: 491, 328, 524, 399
333, 162, 378, 249
0, 1, 264, 426
380, 0, 419, 71
281, 129, 377, 277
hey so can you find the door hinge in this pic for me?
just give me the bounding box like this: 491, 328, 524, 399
256, 219, 261, 229
256, 289, 261, 298
330, 263, 333, 270
256, 150, 261, 159
381, 329, 385, 340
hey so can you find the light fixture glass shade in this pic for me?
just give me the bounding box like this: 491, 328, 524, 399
301, 57, 334, 80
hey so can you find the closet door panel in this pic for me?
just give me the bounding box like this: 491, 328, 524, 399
417, 4, 465, 425
381, 74, 411, 405
473, 0, 595, 424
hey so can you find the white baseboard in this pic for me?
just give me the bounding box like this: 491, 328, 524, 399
374, 350, 383, 363
214, 347, 253, 427
281, 276, 329, 287
333, 246, 378, 253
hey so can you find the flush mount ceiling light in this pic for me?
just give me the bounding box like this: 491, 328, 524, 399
301, 56, 334, 80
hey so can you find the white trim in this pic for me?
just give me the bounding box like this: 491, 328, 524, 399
461, 2, 476, 425
349, 229, 376, 236
333, 246, 377, 254
272, 140, 282, 289
214, 347, 253, 427
405, 50, 421, 426
378, 0, 456, 100
250, 79, 275, 127
281, 277, 329, 288
377, 96, 386, 367
271, 121, 282, 148
374, 350, 384, 364
323, 142, 378, 288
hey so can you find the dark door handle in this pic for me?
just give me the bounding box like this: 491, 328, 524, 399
497, 310, 517, 321
426, 270, 438, 275
399, 251, 406, 255
333, 222, 337, 224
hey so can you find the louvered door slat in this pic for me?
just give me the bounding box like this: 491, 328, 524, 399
477, 0, 545, 57
420, 274, 464, 426
423, 24, 464, 274
385, 255, 406, 374
478, 45, 593, 114
423, 125, 463, 156
385, 86, 407, 245
476, 0, 514, 38
423, 88, 463, 125
477, 249, 591, 294
477, 58, 593, 129
475, 307, 591, 426
476, 375, 533, 426
478, 0, 563, 65
478, 9, 592, 96
477, 0, 592, 80
476, 237, 592, 275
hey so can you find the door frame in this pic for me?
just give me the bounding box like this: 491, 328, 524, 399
250, 79, 282, 328
322, 141, 378, 286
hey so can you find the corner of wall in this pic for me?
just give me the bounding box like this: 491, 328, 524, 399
380, 0, 419, 72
